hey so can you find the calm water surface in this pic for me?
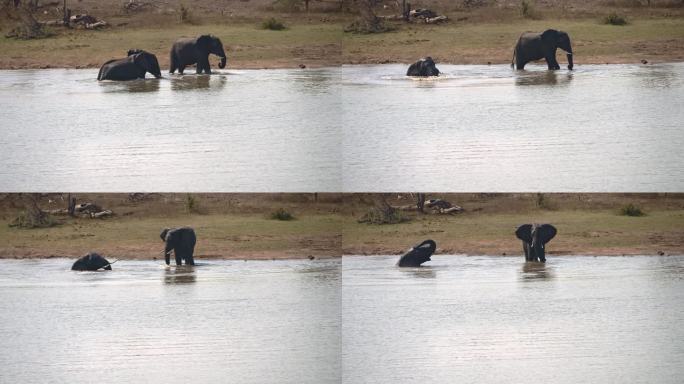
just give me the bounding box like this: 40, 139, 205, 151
1, 64, 683, 191
341, 63, 684, 191
0, 259, 340, 384
342, 255, 684, 384
0, 68, 341, 191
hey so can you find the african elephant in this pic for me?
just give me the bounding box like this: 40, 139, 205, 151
515, 224, 557, 262
97, 49, 162, 81
169, 35, 227, 74
511, 29, 573, 70
396, 239, 436, 267
161, 227, 196, 266
71, 252, 112, 271
406, 57, 440, 77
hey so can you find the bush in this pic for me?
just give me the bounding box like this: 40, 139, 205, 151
9, 210, 57, 229
271, 208, 295, 221
262, 18, 286, 31
358, 206, 410, 225
620, 203, 645, 217
604, 12, 628, 25
185, 194, 198, 213
520, 0, 540, 19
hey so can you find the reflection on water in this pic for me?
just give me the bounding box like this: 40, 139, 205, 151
0, 259, 341, 384
0, 68, 341, 192
163, 265, 197, 284
342, 63, 684, 191
520, 261, 553, 281
399, 266, 437, 279
342, 255, 684, 384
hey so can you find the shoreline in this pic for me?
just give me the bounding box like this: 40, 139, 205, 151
2, 57, 683, 71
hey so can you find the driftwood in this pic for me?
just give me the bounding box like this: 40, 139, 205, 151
381, 7, 448, 24
396, 198, 463, 215
47, 201, 113, 219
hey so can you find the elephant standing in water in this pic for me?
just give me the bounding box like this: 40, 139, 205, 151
161, 227, 196, 266
511, 29, 573, 70
406, 57, 440, 77
515, 224, 557, 262
396, 239, 436, 267
169, 35, 227, 74
97, 50, 162, 80
71, 252, 112, 271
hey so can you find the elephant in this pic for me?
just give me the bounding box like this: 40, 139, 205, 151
97, 49, 162, 81
407, 57, 440, 77
161, 227, 196, 266
169, 35, 227, 74
71, 252, 112, 271
515, 224, 557, 263
511, 29, 573, 70
396, 239, 436, 267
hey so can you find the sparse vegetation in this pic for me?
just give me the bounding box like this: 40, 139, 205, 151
8, 210, 57, 229
535, 193, 554, 210
261, 17, 286, 31
185, 194, 198, 214
271, 208, 295, 221
620, 203, 645, 217
179, 3, 196, 24
357, 206, 410, 225
520, 0, 540, 19
604, 12, 628, 25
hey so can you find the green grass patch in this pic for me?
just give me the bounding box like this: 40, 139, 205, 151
620, 203, 645, 217
270, 208, 295, 221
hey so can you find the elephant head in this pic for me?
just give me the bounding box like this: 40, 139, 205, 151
541, 29, 573, 70
198, 34, 227, 69
160, 227, 170, 242
71, 252, 112, 271
130, 50, 162, 78
516, 224, 557, 262
407, 57, 440, 77
396, 239, 437, 267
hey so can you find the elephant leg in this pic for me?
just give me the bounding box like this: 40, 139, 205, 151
545, 55, 560, 70
174, 248, 183, 266
516, 58, 526, 70
178, 65, 186, 75
523, 243, 530, 261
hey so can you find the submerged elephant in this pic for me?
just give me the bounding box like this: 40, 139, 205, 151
161, 227, 196, 266
406, 57, 440, 77
97, 49, 162, 81
169, 35, 227, 74
515, 224, 557, 262
511, 29, 573, 70
396, 239, 436, 267
71, 252, 112, 271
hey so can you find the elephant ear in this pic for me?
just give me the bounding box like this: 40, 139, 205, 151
541, 29, 559, 43
538, 224, 557, 244
515, 224, 533, 243
160, 228, 170, 242
197, 35, 212, 49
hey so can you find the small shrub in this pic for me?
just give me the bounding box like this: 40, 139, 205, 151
271, 208, 295, 221
185, 194, 198, 213
604, 12, 628, 25
262, 18, 286, 31
520, 0, 539, 19
620, 203, 645, 217
179, 3, 196, 24
358, 206, 410, 225
9, 210, 57, 229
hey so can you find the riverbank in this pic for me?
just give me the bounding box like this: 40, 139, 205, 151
1, 10, 683, 69
342, 194, 684, 257
0, 194, 342, 260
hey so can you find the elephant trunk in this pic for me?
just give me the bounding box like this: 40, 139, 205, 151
565, 40, 574, 70
219, 55, 227, 69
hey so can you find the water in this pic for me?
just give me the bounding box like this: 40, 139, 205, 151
0, 259, 341, 384
341, 63, 684, 191
1, 63, 683, 191
0, 68, 342, 192
342, 255, 684, 384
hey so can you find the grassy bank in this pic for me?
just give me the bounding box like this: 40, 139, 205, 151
1, 1, 683, 69
0, 194, 342, 260
342, 194, 684, 256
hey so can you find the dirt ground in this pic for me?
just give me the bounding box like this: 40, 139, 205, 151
1, 1, 683, 69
